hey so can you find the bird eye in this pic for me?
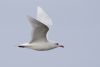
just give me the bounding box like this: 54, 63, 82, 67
56, 43, 59, 45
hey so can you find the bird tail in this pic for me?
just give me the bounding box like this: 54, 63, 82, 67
18, 45, 26, 48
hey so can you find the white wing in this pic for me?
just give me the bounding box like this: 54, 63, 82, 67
37, 6, 53, 28
28, 16, 49, 43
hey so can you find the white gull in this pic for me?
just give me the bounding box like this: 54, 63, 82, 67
18, 6, 64, 51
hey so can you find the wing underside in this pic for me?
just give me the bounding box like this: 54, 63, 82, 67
28, 16, 49, 43
27, 6, 53, 43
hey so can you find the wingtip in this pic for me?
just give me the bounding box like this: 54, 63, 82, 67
26, 15, 35, 21
37, 6, 44, 13
37, 6, 42, 10
27, 15, 32, 19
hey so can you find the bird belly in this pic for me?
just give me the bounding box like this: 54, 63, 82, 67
29, 43, 55, 51
31, 46, 53, 51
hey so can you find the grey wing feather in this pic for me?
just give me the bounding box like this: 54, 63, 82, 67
28, 16, 49, 43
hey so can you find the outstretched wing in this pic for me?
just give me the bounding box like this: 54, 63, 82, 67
28, 16, 49, 43
37, 6, 53, 28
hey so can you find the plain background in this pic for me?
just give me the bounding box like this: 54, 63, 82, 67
0, 0, 100, 67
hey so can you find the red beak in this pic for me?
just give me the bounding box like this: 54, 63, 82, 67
59, 45, 64, 48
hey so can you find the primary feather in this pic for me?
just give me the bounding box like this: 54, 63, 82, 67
37, 6, 53, 27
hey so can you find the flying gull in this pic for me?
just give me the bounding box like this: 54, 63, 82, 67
18, 6, 64, 51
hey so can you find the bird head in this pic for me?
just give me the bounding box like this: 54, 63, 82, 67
55, 43, 64, 48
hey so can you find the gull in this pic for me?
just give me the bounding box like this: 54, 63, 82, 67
18, 6, 64, 51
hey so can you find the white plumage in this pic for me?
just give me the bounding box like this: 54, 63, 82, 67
18, 6, 64, 51
37, 6, 53, 27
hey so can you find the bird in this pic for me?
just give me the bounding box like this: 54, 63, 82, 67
18, 6, 64, 51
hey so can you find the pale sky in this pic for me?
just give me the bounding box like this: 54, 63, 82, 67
0, 0, 100, 67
